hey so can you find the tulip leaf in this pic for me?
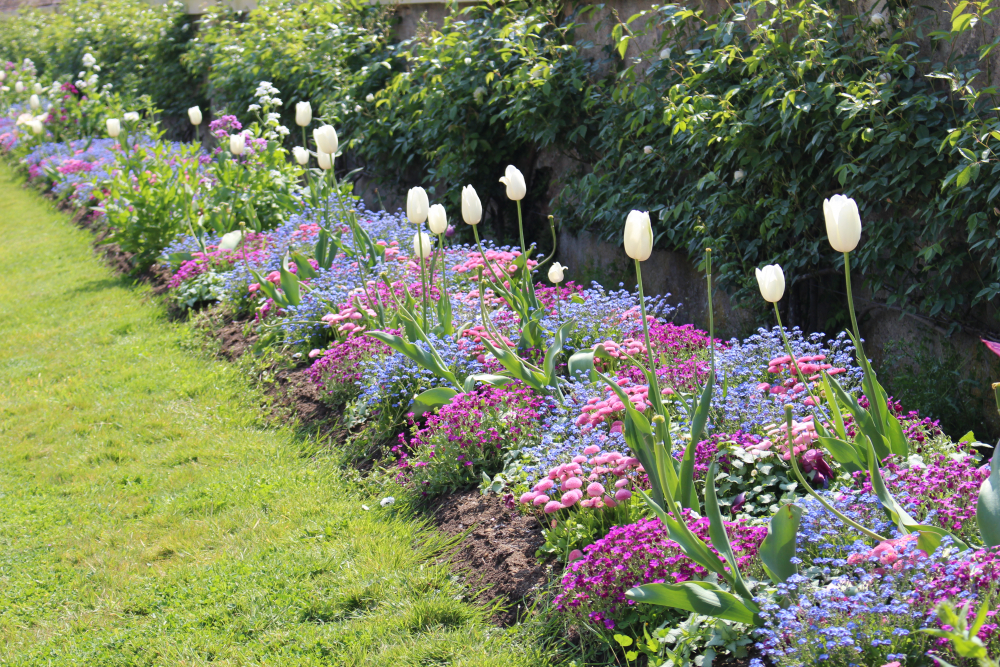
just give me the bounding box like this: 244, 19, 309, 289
567, 350, 596, 381
679, 370, 715, 510
366, 331, 458, 387
885, 411, 909, 458
636, 490, 731, 582
625, 581, 759, 626
291, 251, 318, 280
411, 387, 458, 417
542, 320, 575, 389
817, 435, 866, 473
820, 371, 848, 440
759, 503, 802, 584
705, 460, 755, 601
827, 373, 891, 461
978, 449, 1000, 547
279, 266, 301, 306
462, 373, 511, 393
249, 270, 287, 308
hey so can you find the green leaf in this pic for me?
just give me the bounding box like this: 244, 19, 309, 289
760, 503, 802, 584
367, 331, 458, 387
820, 372, 848, 440
462, 373, 510, 392
411, 387, 457, 417
977, 448, 1000, 547
705, 461, 754, 601
291, 251, 318, 280
679, 370, 715, 509
817, 436, 866, 473
625, 581, 759, 626
542, 320, 575, 389
279, 266, 301, 306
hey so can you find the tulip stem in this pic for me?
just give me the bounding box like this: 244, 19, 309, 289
472, 224, 505, 287
634, 259, 660, 397
437, 233, 447, 314
772, 303, 822, 409
419, 225, 429, 332
555, 284, 562, 322
842, 251, 882, 428
784, 405, 887, 542
706, 248, 715, 383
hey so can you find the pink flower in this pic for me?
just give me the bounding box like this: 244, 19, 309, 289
587, 482, 606, 498
532, 494, 550, 507
533, 479, 553, 493
561, 489, 583, 507
544, 500, 563, 514
568, 549, 584, 562
583, 445, 601, 455
520, 491, 539, 504
614, 489, 632, 502
881, 662, 902, 667
563, 477, 583, 490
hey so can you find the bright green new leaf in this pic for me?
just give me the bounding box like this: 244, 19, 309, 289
625, 581, 758, 626
759, 503, 802, 584
977, 448, 1000, 547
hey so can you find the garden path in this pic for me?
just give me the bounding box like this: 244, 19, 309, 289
0, 164, 543, 666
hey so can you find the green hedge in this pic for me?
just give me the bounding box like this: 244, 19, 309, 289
3, 0, 997, 332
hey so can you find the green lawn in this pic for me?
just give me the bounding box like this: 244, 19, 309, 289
0, 163, 547, 666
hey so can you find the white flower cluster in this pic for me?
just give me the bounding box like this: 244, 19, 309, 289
254, 81, 282, 107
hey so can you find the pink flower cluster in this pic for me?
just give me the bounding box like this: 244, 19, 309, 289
575, 377, 673, 430
756, 353, 846, 405
305, 333, 392, 392
321, 302, 373, 337
847, 532, 923, 569
56, 159, 96, 174
554, 513, 767, 630
520, 445, 642, 513
451, 248, 537, 278
752, 415, 819, 459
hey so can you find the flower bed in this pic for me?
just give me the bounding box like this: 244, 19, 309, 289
3, 59, 1000, 667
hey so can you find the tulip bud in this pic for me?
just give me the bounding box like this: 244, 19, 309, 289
643, 145, 653, 155
427, 203, 448, 234
499, 165, 526, 201
229, 133, 246, 156
219, 230, 243, 251
33, 82, 42, 94
292, 146, 309, 166
188, 106, 203, 126
106, 118, 121, 138
15, 81, 25, 93
823, 194, 862, 253
870, 11, 885, 25
461, 185, 482, 225
295, 101, 312, 127
445, 224, 456, 238
734, 169, 746, 182
317, 150, 332, 170
548, 261, 567, 284
29, 94, 39, 110
406, 187, 429, 225
313, 124, 337, 155
413, 232, 432, 259
123, 111, 139, 123
623, 210, 653, 261
755, 264, 785, 303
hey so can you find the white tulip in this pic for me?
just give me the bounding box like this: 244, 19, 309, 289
292, 146, 309, 165
407, 186, 429, 224
313, 124, 338, 155
188, 106, 203, 126
734, 169, 746, 182
219, 230, 243, 251
29, 94, 39, 110
548, 261, 567, 284
0, 71, 6, 82
623, 210, 653, 261
33, 82, 42, 94
123, 111, 139, 123
317, 150, 332, 170
499, 165, 526, 201
870, 11, 885, 25
229, 133, 246, 156
427, 203, 448, 234
413, 231, 432, 259
27, 119, 43, 135
15, 81, 25, 93
461, 185, 482, 225
755, 264, 786, 303
823, 194, 862, 253
295, 101, 312, 127
643, 145, 653, 155
106, 118, 121, 138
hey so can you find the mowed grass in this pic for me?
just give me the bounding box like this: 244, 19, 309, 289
0, 163, 547, 666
